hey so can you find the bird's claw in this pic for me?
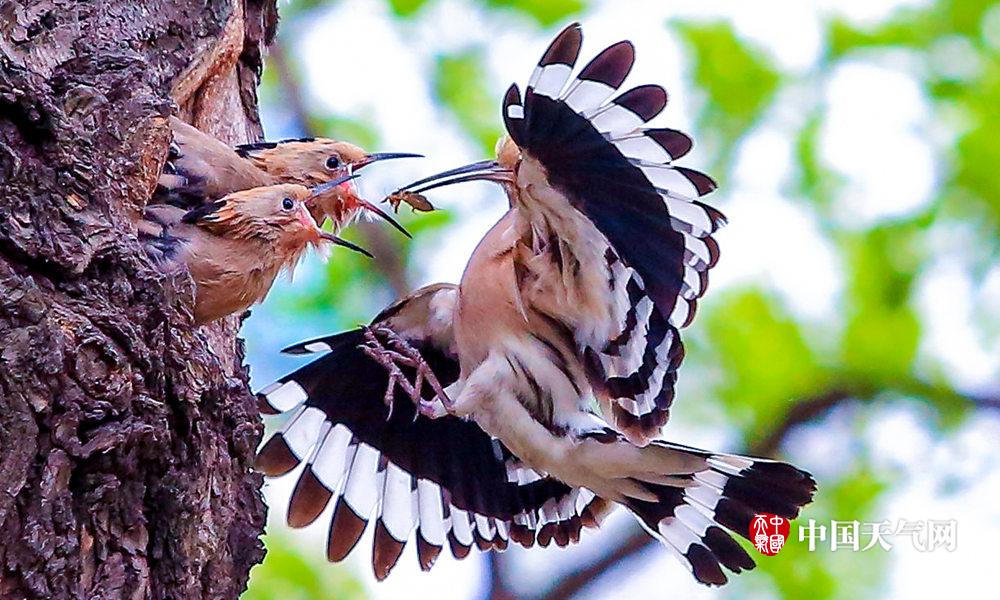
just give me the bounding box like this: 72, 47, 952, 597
361, 325, 452, 419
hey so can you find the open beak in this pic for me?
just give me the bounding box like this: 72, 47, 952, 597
392, 159, 514, 195
309, 172, 411, 238
358, 199, 412, 238
310, 173, 359, 198
351, 152, 423, 172
319, 231, 374, 258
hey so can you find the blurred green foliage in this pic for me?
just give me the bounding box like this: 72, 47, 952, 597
674, 21, 781, 169
704, 289, 832, 440
246, 0, 998, 599
244, 535, 368, 600
479, 0, 584, 26
434, 49, 503, 154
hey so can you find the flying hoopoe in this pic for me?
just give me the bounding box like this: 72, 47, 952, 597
157, 116, 418, 235
254, 24, 815, 585
140, 178, 367, 323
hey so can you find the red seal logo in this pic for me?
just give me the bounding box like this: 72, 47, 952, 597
751, 513, 789, 556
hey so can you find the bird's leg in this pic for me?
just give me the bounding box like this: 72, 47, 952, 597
360, 327, 419, 415
360, 326, 452, 418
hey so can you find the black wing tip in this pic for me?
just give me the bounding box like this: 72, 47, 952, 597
540, 22, 584, 66
687, 544, 728, 586
416, 535, 443, 571
646, 128, 692, 160
578, 40, 636, 88
703, 526, 756, 573
676, 167, 718, 197
255, 434, 299, 477
372, 521, 406, 581
327, 502, 368, 562
504, 83, 522, 106
614, 85, 668, 121
287, 468, 333, 528
503, 83, 527, 144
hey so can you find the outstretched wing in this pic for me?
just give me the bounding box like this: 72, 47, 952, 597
502, 24, 724, 444
255, 284, 608, 579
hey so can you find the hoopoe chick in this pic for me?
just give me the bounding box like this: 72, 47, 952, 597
141, 178, 367, 324
158, 116, 418, 236
253, 24, 815, 585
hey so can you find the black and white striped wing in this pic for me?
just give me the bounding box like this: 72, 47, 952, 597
255, 285, 607, 579
576, 427, 815, 586
503, 24, 724, 444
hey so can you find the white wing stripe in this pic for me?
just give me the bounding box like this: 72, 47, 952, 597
341, 443, 380, 517
639, 165, 700, 199
282, 406, 326, 460
664, 197, 715, 237
312, 423, 354, 490
588, 104, 644, 134
260, 381, 307, 412
658, 516, 699, 554
683, 233, 712, 266
417, 479, 446, 545
694, 469, 729, 491
380, 462, 415, 541
450, 508, 474, 545
530, 64, 573, 98
685, 485, 723, 513
675, 503, 715, 537
303, 341, 332, 353
563, 79, 616, 113
613, 135, 671, 164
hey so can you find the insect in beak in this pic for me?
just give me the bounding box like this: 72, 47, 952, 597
391, 159, 514, 195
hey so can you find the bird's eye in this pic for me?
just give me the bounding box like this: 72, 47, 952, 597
281, 198, 295, 210
325, 156, 341, 169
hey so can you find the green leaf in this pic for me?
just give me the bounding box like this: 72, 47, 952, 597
840, 226, 922, 381
479, 0, 586, 27
702, 289, 830, 440
948, 62, 1000, 242
827, 0, 995, 59
386, 0, 429, 18
243, 534, 367, 600
790, 112, 844, 212
673, 21, 781, 157
433, 49, 503, 154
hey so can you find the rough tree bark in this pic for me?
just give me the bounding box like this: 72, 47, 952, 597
0, 1, 278, 598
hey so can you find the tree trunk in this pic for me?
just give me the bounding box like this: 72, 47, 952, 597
0, 1, 278, 598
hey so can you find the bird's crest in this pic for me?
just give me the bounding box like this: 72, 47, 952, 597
234, 137, 317, 158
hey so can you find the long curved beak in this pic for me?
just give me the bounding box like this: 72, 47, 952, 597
352, 152, 424, 172
320, 232, 373, 258
393, 159, 513, 195
310, 173, 359, 198
358, 200, 411, 238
